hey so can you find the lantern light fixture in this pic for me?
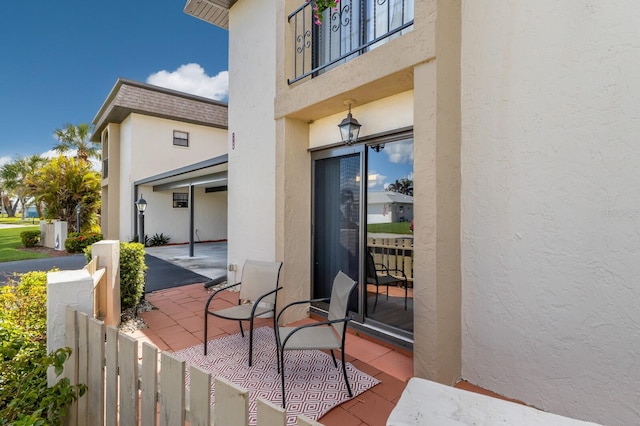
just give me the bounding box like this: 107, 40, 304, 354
338, 100, 361, 145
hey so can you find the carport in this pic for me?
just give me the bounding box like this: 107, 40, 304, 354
133, 154, 228, 257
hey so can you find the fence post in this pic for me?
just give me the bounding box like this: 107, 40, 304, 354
91, 240, 121, 327
47, 269, 94, 385
214, 377, 249, 426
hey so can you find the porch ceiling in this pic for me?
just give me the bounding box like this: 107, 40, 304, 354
183, 0, 236, 29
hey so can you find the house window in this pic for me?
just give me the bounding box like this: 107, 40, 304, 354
173, 193, 188, 208
102, 130, 109, 179
173, 131, 189, 147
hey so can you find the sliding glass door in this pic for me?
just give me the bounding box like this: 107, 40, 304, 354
312, 136, 414, 336
312, 146, 363, 318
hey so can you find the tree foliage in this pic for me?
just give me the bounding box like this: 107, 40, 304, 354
0, 271, 86, 425
0, 155, 45, 218
385, 178, 413, 196
27, 156, 101, 232
53, 123, 100, 162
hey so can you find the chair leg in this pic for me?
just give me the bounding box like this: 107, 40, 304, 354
248, 319, 254, 366
373, 287, 379, 312
386, 284, 389, 300
404, 282, 408, 310
330, 349, 338, 368
341, 349, 353, 397
203, 314, 208, 355
280, 350, 286, 408
238, 321, 244, 337
273, 316, 280, 374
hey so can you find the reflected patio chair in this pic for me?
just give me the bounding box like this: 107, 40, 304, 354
275, 270, 358, 408
203, 260, 283, 366
366, 251, 408, 311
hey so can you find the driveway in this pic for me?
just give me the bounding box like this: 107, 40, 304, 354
0, 242, 227, 293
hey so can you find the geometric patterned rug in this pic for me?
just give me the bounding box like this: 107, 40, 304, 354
172, 326, 380, 425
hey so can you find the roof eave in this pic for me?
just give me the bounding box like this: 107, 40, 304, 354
183, 0, 237, 30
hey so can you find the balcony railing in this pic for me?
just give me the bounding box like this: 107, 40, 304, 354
288, 0, 414, 85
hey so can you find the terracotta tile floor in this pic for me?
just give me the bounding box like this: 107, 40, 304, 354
126, 282, 515, 425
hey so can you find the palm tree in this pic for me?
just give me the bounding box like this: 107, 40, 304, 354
0, 155, 44, 219
386, 178, 413, 196
53, 123, 100, 162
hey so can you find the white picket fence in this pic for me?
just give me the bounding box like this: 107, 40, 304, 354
62, 307, 322, 426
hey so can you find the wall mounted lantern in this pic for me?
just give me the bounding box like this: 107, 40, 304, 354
338, 100, 361, 145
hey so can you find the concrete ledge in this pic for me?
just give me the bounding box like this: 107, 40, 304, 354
387, 378, 602, 425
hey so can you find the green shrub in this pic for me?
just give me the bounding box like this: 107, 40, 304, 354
85, 242, 147, 311
19, 230, 41, 248
148, 233, 170, 247
119, 242, 147, 310
0, 272, 86, 425
65, 231, 103, 253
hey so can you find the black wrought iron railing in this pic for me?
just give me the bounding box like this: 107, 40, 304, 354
288, 0, 414, 85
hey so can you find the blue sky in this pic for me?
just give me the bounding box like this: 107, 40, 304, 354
0, 1, 228, 165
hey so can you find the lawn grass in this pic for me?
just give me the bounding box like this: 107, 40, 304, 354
0, 226, 49, 262
0, 216, 40, 225
367, 222, 412, 235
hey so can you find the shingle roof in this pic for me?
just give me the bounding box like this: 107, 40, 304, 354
91, 78, 228, 142
368, 191, 414, 204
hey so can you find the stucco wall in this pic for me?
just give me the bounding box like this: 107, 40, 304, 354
461, 2, 640, 424
227, 0, 278, 269
119, 117, 134, 240
114, 113, 227, 241
128, 113, 227, 181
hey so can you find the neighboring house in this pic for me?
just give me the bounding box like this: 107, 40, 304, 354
184, 1, 639, 425
367, 191, 413, 224
91, 79, 228, 245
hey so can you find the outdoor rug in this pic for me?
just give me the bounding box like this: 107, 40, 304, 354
172, 326, 380, 425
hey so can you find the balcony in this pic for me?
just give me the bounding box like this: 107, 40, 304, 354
288, 0, 414, 85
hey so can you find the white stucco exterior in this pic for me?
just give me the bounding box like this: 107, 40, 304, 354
112, 113, 227, 242
227, 0, 278, 269
461, 2, 640, 425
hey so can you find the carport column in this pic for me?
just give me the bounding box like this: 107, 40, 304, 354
190, 183, 195, 257
91, 240, 121, 327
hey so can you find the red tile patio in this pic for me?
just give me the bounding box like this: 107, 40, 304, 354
125, 282, 517, 425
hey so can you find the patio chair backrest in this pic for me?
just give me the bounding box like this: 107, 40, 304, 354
328, 271, 358, 339
238, 260, 283, 304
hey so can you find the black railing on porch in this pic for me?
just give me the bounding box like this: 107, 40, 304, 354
288, 0, 414, 85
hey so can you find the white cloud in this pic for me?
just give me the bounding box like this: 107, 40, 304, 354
385, 140, 414, 164
0, 156, 10, 167
41, 149, 60, 159
368, 170, 388, 191
147, 63, 228, 101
